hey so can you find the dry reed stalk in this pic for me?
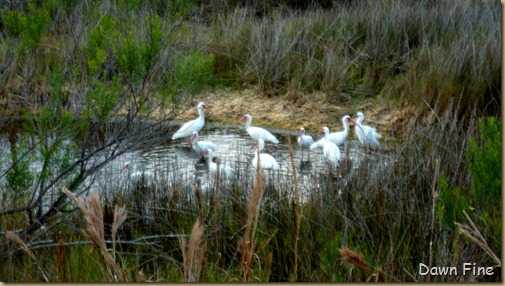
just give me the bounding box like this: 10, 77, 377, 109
6, 231, 49, 282
194, 179, 203, 218
111, 205, 127, 261
427, 159, 440, 282
287, 136, 301, 281
265, 252, 273, 282
339, 247, 372, 282
240, 143, 264, 282
213, 157, 221, 255
455, 211, 502, 268
62, 187, 125, 282
54, 238, 69, 282
180, 219, 206, 282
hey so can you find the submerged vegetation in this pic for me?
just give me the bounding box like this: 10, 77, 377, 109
0, 0, 501, 282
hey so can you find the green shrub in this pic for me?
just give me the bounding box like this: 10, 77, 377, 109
467, 117, 501, 249
165, 51, 215, 101
1, 3, 51, 52
437, 116, 501, 255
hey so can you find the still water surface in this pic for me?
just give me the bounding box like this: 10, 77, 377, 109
1, 121, 387, 202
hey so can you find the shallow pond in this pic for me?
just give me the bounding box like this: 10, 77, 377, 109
95, 122, 385, 200
0, 121, 390, 202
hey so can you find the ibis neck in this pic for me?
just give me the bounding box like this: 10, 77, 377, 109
342, 120, 350, 135
198, 107, 205, 121
245, 117, 252, 129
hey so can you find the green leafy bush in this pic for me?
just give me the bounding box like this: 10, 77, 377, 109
437, 116, 501, 251
166, 51, 215, 99
467, 117, 501, 248
1, 3, 51, 52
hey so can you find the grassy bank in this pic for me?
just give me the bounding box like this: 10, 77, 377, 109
0, 0, 500, 125
0, 0, 501, 282
2, 110, 501, 282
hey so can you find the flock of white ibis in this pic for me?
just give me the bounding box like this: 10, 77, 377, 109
167, 102, 382, 181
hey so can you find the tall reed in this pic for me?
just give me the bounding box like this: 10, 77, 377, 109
62, 188, 125, 282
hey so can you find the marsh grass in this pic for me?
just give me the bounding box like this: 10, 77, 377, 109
0, 0, 500, 282
2, 108, 500, 282
207, 0, 499, 120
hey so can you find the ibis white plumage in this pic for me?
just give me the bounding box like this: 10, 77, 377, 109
319, 115, 358, 147
189, 131, 218, 154
319, 128, 341, 171
172, 102, 211, 141
310, 137, 326, 150
251, 139, 280, 171
240, 114, 279, 144
354, 111, 381, 147
298, 127, 314, 160
203, 149, 235, 180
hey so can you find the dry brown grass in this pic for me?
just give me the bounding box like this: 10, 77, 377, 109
339, 246, 385, 282
194, 179, 203, 218
195, 88, 408, 139
62, 187, 125, 282
5, 231, 49, 282
455, 211, 502, 268
239, 143, 264, 282
180, 219, 206, 282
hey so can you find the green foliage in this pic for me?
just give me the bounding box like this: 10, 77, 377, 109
166, 51, 215, 99
6, 138, 34, 197
116, 0, 144, 13
85, 79, 122, 123
143, 15, 163, 70
85, 14, 117, 76
1, 3, 51, 52
319, 233, 343, 282
436, 173, 470, 228
467, 117, 501, 199
32, 66, 74, 135
437, 116, 501, 253
115, 32, 138, 80
467, 116, 501, 246
165, 0, 198, 21
115, 15, 163, 82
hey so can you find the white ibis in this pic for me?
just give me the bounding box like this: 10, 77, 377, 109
240, 114, 279, 144
298, 127, 314, 160
251, 139, 279, 185
354, 111, 381, 147
319, 115, 359, 147
310, 137, 326, 150
319, 127, 342, 172
203, 149, 235, 180
251, 139, 280, 171
172, 102, 211, 142
189, 131, 218, 154
120, 162, 155, 185
339, 143, 353, 178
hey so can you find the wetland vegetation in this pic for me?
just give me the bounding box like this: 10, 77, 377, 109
0, 0, 501, 282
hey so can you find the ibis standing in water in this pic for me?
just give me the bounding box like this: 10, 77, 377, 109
319, 127, 342, 173
251, 139, 280, 171
189, 131, 218, 154
251, 138, 279, 184
202, 149, 235, 181
311, 115, 361, 149
240, 114, 279, 144
298, 127, 314, 161
354, 111, 381, 147
172, 102, 211, 144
